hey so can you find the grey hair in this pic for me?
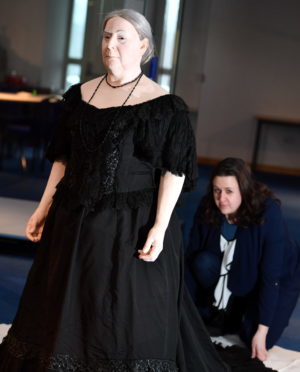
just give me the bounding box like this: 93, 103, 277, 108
103, 9, 154, 64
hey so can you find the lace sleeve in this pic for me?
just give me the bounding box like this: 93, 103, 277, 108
45, 84, 81, 163
133, 96, 198, 191
162, 109, 198, 190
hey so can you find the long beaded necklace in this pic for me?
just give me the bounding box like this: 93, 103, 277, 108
79, 72, 143, 153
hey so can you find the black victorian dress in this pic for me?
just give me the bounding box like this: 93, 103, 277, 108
0, 84, 229, 371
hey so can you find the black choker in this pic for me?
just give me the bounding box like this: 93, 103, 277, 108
105, 72, 143, 88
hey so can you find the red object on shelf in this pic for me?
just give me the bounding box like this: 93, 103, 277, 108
5, 74, 27, 88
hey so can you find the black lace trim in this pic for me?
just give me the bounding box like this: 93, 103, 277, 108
2, 332, 178, 371
48, 354, 178, 372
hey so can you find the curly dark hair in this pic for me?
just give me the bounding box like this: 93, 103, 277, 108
199, 158, 280, 227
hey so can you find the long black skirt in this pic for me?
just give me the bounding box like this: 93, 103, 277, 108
0, 197, 229, 371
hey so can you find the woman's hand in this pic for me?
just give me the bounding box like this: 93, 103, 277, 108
24, 161, 65, 242
138, 172, 184, 262
138, 225, 166, 262
25, 209, 47, 242
251, 324, 269, 361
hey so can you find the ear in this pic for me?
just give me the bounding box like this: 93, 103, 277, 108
140, 38, 149, 55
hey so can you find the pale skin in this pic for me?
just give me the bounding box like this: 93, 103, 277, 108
25, 161, 65, 241
213, 176, 269, 361
26, 16, 185, 263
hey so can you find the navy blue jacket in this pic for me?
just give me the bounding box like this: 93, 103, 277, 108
186, 198, 300, 327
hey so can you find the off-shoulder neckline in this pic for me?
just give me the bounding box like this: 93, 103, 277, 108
75, 83, 179, 111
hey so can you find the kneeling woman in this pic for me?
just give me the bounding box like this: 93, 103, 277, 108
186, 157, 300, 361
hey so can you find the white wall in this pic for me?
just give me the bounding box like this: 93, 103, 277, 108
195, 0, 300, 169
0, 0, 70, 91
0, 0, 48, 87
175, 0, 211, 112
41, 0, 70, 92
124, 0, 144, 13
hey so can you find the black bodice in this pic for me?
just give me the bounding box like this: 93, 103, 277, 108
46, 84, 197, 211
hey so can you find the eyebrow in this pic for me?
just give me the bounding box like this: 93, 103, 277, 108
103, 30, 126, 34
213, 186, 234, 190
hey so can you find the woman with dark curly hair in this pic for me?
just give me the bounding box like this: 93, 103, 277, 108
186, 157, 300, 362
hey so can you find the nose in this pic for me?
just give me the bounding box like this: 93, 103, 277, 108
218, 191, 226, 202
107, 36, 116, 50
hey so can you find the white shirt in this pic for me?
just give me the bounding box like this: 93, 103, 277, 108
213, 234, 237, 309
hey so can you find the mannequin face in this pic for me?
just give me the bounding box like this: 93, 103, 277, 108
102, 16, 147, 74
213, 176, 242, 218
